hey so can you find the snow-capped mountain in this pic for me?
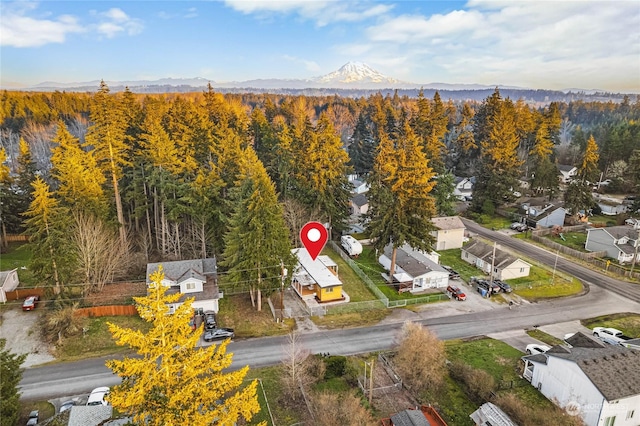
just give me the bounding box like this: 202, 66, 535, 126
313, 62, 400, 86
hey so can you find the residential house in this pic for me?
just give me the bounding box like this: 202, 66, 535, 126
146, 258, 220, 313
558, 164, 578, 183
378, 244, 449, 293
598, 200, 628, 216
68, 406, 113, 426
431, 216, 466, 250
349, 176, 369, 194
625, 218, 640, 230
0, 268, 19, 303
381, 405, 448, 426
291, 248, 345, 303
469, 402, 517, 426
522, 204, 568, 228
522, 332, 640, 426
585, 226, 640, 264
350, 193, 369, 216
461, 240, 531, 280
453, 176, 474, 200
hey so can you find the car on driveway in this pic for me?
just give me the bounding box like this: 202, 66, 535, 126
87, 386, 110, 406
525, 344, 550, 354
26, 410, 39, 426
59, 400, 76, 413
204, 311, 217, 330
494, 280, 512, 293
442, 266, 460, 280
22, 295, 39, 311
446, 285, 466, 301
473, 278, 500, 294
203, 327, 234, 342
592, 327, 632, 345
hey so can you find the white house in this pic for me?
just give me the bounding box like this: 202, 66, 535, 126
378, 244, 449, 293
146, 258, 220, 313
291, 248, 346, 304
350, 193, 369, 216
0, 268, 19, 303
522, 332, 640, 426
585, 226, 640, 264
558, 164, 578, 183
453, 176, 474, 200
431, 216, 466, 250
523, 204, 568, 229
461, 240, 531, 280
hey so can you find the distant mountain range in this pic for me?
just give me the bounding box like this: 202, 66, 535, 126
20, 62, 630, 103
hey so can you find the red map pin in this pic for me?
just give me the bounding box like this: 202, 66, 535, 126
300, 221, 328, 261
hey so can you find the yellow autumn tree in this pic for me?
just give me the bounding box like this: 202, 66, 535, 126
106, 267, 262, 426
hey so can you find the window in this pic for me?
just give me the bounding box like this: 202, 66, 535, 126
325, 287, 333, 293
520, 267, 525, 273
604, 416, 616, 426
186, 282, 195, 290
626, 410, 635, 420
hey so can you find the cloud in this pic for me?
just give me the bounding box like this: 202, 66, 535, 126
283, 55, 321, 72
95, 8, 143, 38
0, 2, 84, 47
223, 0, 392, 26
357, 0, 640, 89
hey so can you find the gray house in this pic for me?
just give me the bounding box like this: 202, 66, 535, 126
461, 240, 531, 280
378, 244, 449, 293
585, 226, 640, 264
146, 258, 221, 313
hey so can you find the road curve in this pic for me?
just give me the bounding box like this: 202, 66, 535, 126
462, 218, 640, 303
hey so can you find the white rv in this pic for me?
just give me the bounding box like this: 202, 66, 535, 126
341, 235, 363, 257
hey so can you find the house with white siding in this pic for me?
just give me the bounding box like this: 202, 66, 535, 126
146, 258, 220, 313
431, 216, 466, 250
585, 226, 640, 264
461, 240, 531, 280
522, 332, 640, 426
378, 244, 449, 293
0, 269, 19, 303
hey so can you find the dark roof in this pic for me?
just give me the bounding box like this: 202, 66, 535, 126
532, 205, 566, 222
522, 352, 548, 364
462, 240, 528, 269
146, 258, 217, 284
383, 245, 447, 278
549, 346, 640, 401
390, 409, 431, 426
564, 332, 606, 348
351, 193, 368, 207
589, 226, 639, 240
166, 275, 219, 302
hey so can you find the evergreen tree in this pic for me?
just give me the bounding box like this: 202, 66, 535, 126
579, 135, 600, 183
432, 172, 457, 216
222, 148, 293, 311
529, 121, 559, 199
0, 339, 26, 426
84, 81, 129, 246
23, 177, 71, 295
0, 148, 15, 248
347, 111, 376, 176
106, 267, 262, 426
366, 122, 437, 281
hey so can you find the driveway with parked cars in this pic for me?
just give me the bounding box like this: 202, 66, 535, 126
0, 308, 54, 367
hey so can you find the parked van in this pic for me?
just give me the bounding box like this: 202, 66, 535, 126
341, 235, 363, 257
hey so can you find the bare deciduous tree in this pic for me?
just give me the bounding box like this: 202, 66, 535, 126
312, 391, 377, 426
281, 198, 324, 247
280, 331, 315, 401
394, 321, 446, 393
71, 212, 131, 296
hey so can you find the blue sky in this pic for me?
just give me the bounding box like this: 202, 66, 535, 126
1, 0, 639, 91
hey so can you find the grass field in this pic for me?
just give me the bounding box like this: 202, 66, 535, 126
321, 246, 378, 302
581, 313, 640, 338
526, 329, 565, 346
544, 231, 587, 251
0, 242, 36, 286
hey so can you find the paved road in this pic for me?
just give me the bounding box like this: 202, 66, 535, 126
19, 220, 640, 401
462, 218, 640, 303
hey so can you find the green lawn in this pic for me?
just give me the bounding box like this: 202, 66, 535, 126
544, 231, 587, 251
526, 329, 565, 346
437, 248, 481, 282
321, 246, 377, 302
0, 242, 36, 286
581, 313, 640, 338
217, 294, 294, 338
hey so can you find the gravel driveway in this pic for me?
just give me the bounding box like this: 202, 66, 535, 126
0, 308, 54, 367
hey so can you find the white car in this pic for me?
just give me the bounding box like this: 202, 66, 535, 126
86, 386, 110, 406
525, 343, 550, 355
592, 327, 629, 345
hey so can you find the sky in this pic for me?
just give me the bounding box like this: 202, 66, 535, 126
1, 0, 639, 92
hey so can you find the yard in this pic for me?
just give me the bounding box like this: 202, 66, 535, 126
581, 313, 640, 338
0, 242, 36, 286
543, 231, 587, 251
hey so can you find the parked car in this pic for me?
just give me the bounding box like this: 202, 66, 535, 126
204, 311, 217, 330
441, 265, 460, 280
86, 386, 110, 406
22, 295, 39, 311
26, 410, 39, 426
474, 278, 500, 294
59, 400, 76, 413
494, 280, 512, 293
203, 327, 235, 342
525, 344, 550, 355
446, 285, 466, 301
592, 327, 632, 345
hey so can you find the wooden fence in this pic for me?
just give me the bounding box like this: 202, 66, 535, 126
4, 287, 45, 301
3, 234, 29, 242
74, 305, 138, 317
530, 234, 608, 260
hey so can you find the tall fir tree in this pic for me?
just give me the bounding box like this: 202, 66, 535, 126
0, 339, 27, 426
222, 148, 293, 311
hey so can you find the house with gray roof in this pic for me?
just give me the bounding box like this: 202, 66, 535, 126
146, 258, 220, 313
378, 244, 449, 293
461, 240, 531, 280
0, 268, 19, 303
558, 164, 577, 183
522, 332, 640, 426
585, 226, 640, 264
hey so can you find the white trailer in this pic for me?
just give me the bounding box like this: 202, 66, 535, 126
341, 235, 363, 257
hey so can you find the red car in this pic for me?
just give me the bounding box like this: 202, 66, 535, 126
22, 295, 39, 311
446, 285, 467, 301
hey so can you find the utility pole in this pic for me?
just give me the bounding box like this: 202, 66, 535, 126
551, 249, 559, 284
368, 358, 375, 404
280, 260, 285, 322
630, 229, 640, 278
490, 241, 497, 284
